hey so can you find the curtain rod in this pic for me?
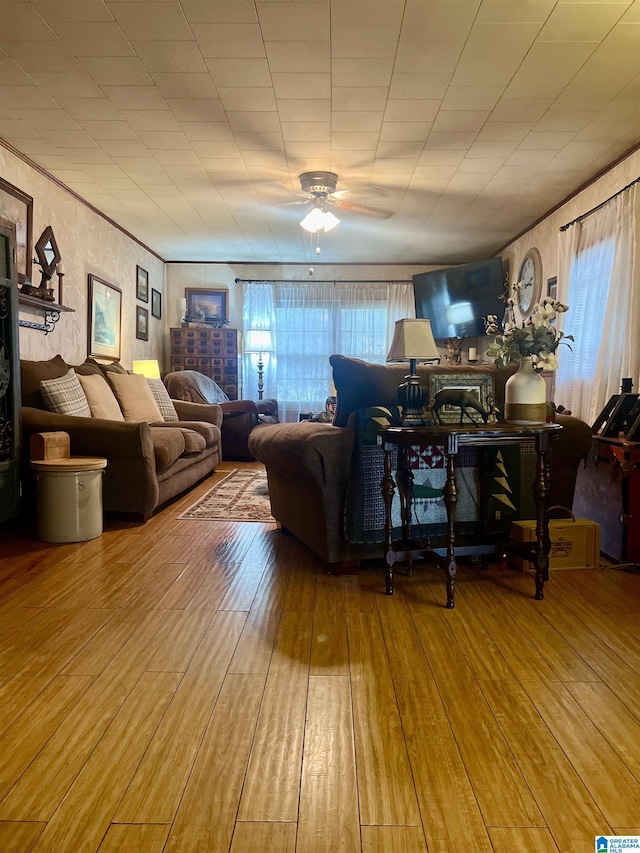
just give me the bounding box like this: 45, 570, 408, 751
559, 175, 640, 231
235, 278, 412, 285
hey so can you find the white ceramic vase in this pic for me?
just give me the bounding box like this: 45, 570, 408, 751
504, 356, 547, 425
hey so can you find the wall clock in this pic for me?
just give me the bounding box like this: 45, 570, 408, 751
516, 248, 542, 319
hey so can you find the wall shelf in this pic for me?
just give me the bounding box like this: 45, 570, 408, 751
18, 293, 74, 335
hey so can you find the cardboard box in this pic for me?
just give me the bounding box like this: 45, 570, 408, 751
511, 517, 601, 571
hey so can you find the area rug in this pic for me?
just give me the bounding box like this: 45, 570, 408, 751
179, 468, 275, 522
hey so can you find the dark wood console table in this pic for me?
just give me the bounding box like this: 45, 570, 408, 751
381, 422, 562, 607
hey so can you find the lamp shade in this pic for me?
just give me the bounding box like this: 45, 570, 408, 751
132, 359, 161, 379
244, 330, 273, 353
386, 319, 440, 363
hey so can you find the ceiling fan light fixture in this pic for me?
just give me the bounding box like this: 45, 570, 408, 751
299, 206, 340, 233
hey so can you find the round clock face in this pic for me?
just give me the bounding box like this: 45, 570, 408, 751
517, 249, 541, 318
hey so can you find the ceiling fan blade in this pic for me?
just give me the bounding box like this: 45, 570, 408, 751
333, 200, 392, 219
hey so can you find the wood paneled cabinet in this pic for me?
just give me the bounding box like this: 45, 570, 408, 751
169, 327, 238, 400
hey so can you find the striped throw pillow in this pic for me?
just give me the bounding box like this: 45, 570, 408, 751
40, 369, 91, 418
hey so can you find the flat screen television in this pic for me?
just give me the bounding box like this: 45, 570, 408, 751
413, 257, 505, 340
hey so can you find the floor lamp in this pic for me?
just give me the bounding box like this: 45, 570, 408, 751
244, 330, 273, 400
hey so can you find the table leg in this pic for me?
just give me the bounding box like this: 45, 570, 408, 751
443, 436, 459, 608
382, 447, 396, 595
398, 446, 414, 576
532, 431, 553, 599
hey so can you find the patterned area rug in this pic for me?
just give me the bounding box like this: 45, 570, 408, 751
179, 468, 275, 522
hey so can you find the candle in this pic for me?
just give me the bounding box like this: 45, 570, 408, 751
56, 262, 65, 275
469, 347, 477, 361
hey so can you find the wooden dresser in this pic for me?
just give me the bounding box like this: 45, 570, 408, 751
169, 327, 238, 400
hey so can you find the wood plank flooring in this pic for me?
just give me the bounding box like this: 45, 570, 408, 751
1, 461, 639, 852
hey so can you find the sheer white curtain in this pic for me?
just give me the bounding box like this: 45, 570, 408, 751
241, 281, 276, 401
242, 280, 413, 420
555, 184, 639, 424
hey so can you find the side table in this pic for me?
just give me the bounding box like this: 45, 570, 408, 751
381, 422, 562, 607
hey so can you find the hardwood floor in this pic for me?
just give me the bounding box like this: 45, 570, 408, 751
1, 461, 640, 852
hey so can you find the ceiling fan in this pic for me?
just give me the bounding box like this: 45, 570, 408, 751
291, 171, 391, 233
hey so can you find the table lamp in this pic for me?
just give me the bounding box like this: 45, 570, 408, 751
244, 329, 273, 400
386, 318, 440, 423
132, 359, 161, 379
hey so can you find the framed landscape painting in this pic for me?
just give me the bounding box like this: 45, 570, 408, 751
136, 305, 149, 341
151, 287, 161, 319
136, 265, 149, 302
0, 178, 33, 285
88, 275, 122, 361
186, 288, 227, 322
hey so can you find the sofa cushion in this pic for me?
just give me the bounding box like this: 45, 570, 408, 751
21, 354, 69, 408
147, 378, 179, 422
40, 369, 91, 418
175, 428, 206, 453
77, 372, 125, 421
149, 426, 185, 470
151, 420, 218, 447
107, 372, 164, 423
72, 359, 107, 378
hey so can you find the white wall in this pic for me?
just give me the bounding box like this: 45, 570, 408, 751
1, 145, 165, 367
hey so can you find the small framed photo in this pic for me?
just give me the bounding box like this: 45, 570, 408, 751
151, 287, 162, 319
0, 177, 33, 285
136, 265, 149, 302
429, 372, 494, 424
547, 277, 557, 301
136, 305, 149, 341
186, 288, 227, 323
88, 274, 122, 361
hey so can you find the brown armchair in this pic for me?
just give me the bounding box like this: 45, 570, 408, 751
164, 370, 279, 460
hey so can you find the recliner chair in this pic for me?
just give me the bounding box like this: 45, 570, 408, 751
164, 370, 279, 460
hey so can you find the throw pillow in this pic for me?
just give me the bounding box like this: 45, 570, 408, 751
106, 372, 163, 423
40, 369, 91, 418
146, 378, 179, 422
77, 373, 124, 421
21, 354, 69, 408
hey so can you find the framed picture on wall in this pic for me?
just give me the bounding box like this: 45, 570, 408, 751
136, 305, 149, 341
151, 287, 162, 319
88, 274, 122, 361
186, 288, 227, 323
0, 177, 33, 286
136, 265, 149, 302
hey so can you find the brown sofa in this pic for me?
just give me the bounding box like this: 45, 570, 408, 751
248, 355, 593, 572
164, 370, 279, 460
20, 355, 223, 521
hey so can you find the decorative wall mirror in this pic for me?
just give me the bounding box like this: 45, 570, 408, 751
34, 226, 61, 282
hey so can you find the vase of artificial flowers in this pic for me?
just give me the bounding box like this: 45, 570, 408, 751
484, 287, 573, 425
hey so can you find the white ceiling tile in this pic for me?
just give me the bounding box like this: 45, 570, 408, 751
179, 121, 235, 140
217, 87, 277, 112
476, 1, 557, 22
52, 22, 136, 56
441, 87, 503, 111
331, 1, 404, 58
466, 139, 520, 158
272, 73, 330, 99
206, 58, 271, 87
0, 4, 58, 40
332, 87, 388, 111
330, 131, 379, 150
3, 40, 83, 72
503, 73, 578, 100
389, 73, 451, 100
490, 99, 554, 121
97, 139, 151, 157
153, 149, 201, 165
257, 2, 330, 41
67, 148, 114, 163
4, 138, 56, 156
395, 1, 478, 74
200, 158, 248, 172
452, 23, 541, 86
332, 112, 383, 133
233, 131, 284, 149
538, 2, 630, 40
167, 99, 226, 121
181, 1, 257, 23
108, 2, 194, 41
0, 85, 58, 109
277, 99, 330, 122
385, 101, 440, 122
379, 121, 432, 141
30, 71, 104, 98
432, 111, 491, 132
121, 110, 181, 131
79, 120, 140, 139
81, 56, 153, 85
194, 24, 265, 58
191, 141, 241, 158
100, 85, 168, 110
41, 129, 100, 148
227, 112, 281, 132
423, 130, 479, 149
457, 157, 504, 173
31, 1, 114, 22
56, 97, 123, 119
476, 121, 535, 141
152, 73, 218, 100
417, 149, 466, 166
506, 149, 559, 166
265, 41, 330, 73
136, 130, 192, 149
0, 57, 35, 85
332, 57, 394, 87
133, 41, 208, 73
534, 111, 597, 131
376, 140, 424, 158
281, 121, 330, 141
15, 108, 80, 129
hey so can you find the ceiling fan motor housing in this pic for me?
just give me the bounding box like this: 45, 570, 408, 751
299, 171, 338, 197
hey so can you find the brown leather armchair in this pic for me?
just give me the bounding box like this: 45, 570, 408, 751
164, 370, 279, 460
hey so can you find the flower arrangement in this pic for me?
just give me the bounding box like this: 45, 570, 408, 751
484, 283, 573, 372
